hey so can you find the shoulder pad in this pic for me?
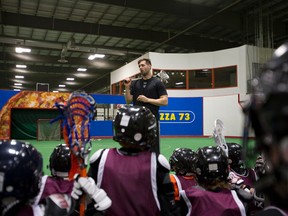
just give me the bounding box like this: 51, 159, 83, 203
90, 149, 104, 163
158, 154, 171, 170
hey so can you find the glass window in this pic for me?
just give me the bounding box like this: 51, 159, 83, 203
94, 104, 118, 121
112, 82, 120, 95
154, 70, 187, 89
189, 69, 212, 89
214, 66, 237, 88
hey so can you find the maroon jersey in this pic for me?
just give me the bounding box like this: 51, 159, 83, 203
96, 148, 160, 216
34, 175, 73, 204
181, 187, 246, 216
170, 174, 197, 200
231, 168, 262, 214
231, 168, 257, 187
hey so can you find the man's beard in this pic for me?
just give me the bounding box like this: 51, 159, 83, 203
141, 69, 149, 77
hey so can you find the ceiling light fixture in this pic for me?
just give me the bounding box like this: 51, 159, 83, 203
14, 83, 22, 86
77, 68, 87, 72
16, 65, 27, 68
88, 54, 105, 60
66, 78, 74, 81
15, 75, 24, 79
15, 47, 31, 53
58, 84, 66, 88
13, 89, 21, 91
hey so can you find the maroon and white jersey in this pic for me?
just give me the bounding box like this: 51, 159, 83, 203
170, 174, 197, 200
230, 168, 262, 214
34, 175, 73, 205
172, 175, 197, 190
231, 168, 258, 187
181, 186, 246, 216
94, 148, 160, 216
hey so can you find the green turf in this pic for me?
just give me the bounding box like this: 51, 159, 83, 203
27, 137, 248, 175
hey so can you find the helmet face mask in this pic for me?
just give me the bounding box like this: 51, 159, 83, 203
113, 105, 157, 150
0, 140, 43, 200
49, 144, 71, 178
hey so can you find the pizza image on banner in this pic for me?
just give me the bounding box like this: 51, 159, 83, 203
0, 91, 70, 139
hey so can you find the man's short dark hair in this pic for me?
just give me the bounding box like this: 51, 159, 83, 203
138, 58, 152, 65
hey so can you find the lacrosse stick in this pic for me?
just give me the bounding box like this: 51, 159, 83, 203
212, 119, 229, 157
54, 90, 96, 216
156, 70, 170, 84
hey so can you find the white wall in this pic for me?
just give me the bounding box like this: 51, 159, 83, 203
203, 95, 244, 137
110, 45, 274, 137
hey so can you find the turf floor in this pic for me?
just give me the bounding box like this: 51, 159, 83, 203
27, 137, 248, 175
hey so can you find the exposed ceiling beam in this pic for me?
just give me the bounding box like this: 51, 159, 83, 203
86, 0, 234, 21
1, 12, 242, 51
0, 51, 125, 69
0, 36, 144, 56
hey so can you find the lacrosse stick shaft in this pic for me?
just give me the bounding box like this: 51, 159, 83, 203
79, 166, 87, 216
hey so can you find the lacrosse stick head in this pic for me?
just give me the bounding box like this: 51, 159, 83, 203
156, 70, 170, 84
64, 91, 95, 156
212, 119, 228, 157
55, 91, 95, 180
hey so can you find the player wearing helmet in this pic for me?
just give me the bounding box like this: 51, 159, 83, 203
86, 105, 179, 216
34, 143, 74, 205
179, 146, 246, 216
0, 140, 111, 216
0, 140, 74, 215
227, 142, 263, 214
243, 42, 288, 216
227, 143, 257, 185
169, 148, 197, 201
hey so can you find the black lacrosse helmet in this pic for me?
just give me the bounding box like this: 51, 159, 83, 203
0, 140, 43, 200
113, 105, 157, 150
169, 148, 197, 175
49, 143, 71, 178
227, 142, 245, 174
196, 146, 229, 184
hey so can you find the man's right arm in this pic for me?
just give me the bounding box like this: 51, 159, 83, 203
124, 78, 133, 104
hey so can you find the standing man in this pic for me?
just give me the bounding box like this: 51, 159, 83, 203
124, 58, 168, 154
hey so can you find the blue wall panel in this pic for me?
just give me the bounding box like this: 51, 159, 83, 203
159, 97, 203, 136
90, 120, 113, 137
0, 90, 203, 137
0, 90, 18, 109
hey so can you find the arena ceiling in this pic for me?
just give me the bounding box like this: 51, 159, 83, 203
0, 0, 288, 93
